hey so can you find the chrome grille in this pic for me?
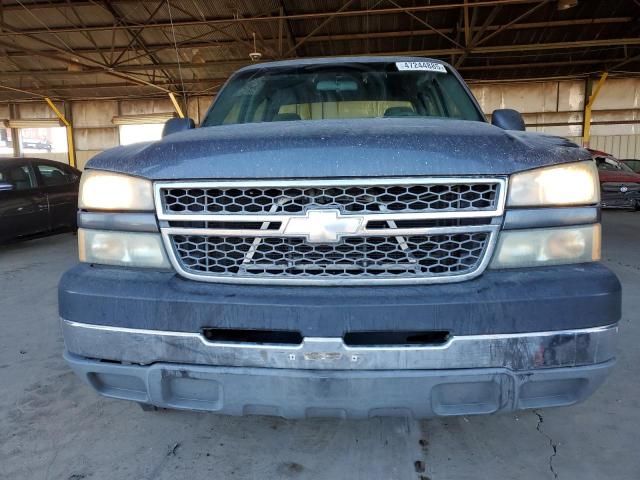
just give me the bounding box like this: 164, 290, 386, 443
156, 178, 506, 285
162, 182, 499, 214
172, 233, 490, 278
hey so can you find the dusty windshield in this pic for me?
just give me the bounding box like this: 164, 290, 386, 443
202, 61, 484, 126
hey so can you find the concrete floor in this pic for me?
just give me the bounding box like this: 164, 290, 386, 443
0, 211, 638, 480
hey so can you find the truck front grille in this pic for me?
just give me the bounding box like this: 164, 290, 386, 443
155, 178, 506, 285
162, 182, 499, 214
172, 232, 490, 278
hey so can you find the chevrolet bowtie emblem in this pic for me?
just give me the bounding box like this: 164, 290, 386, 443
284, 209, 363, 243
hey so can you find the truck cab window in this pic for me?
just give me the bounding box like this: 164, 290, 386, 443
204, 62, 483, 126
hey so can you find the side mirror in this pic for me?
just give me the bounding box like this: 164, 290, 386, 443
0, 181, 15, 192
162, 117, 195, 137
491, 109, 525, 131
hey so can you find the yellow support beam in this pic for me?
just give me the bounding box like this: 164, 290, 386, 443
582, 72, 608, 147
169, 92, 185, 118
44, 97, 76, 168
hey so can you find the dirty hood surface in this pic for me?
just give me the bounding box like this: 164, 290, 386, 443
88, 118, 591, 180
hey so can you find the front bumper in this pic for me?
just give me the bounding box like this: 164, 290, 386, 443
62, 320, 616, 371
601, 189, 640, 209
64, 356, 614, 419
60, 262, 621, 418
59, 262, 621, 336
63, 322, 617, 418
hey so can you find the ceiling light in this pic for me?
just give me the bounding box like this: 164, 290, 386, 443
191, 49, 205, 64
249, 32, 262, 62
67, 62, 83, 72
557, 0, 578, 10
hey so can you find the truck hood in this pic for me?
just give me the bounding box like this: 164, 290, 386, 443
87, 118, 591, 180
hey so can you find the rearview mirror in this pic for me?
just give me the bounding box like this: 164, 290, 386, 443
491, 109, 525, 131
316, 79, 358, 92
162, 117, 195, 137
0, 181, 14, 192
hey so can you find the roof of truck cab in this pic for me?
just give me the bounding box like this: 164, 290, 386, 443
235, 56, 450, 73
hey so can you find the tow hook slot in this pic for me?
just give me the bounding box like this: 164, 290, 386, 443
343, 330, 450, 347
202, 328, 303, 345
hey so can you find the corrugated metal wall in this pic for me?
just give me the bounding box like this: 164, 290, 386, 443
72, 100, 120, 169
567, 135, 640, 159
471, 77, 640, 159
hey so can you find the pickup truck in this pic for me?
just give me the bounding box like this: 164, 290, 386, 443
60, 57, 620, 419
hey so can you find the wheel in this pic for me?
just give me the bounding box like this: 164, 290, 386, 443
634, 200, 640, 211
138, 402, 159, 412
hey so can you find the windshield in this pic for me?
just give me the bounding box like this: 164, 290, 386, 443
202, 62, 484, 126
595, 156, 636, 174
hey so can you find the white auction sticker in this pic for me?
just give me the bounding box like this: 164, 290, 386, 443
395, 61, 447, 73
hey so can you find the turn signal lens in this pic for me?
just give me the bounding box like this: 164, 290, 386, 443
491, 225, 601, 269
78, 229, 170, 269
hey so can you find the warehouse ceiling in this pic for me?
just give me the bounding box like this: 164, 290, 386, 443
0, 0, 639, 102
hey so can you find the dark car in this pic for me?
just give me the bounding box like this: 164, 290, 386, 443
589, 149, 640, 210
22, 139, 53, 152
622, 159, 640, 173
0, 158, 80, 242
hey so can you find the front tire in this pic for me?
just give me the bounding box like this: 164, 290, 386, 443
138, 402, 159, 412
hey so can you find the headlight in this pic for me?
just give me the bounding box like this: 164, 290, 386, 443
491, 224, 601, 269
79, 170, 154, 211
508, 161, 599, 207
78, 229, 170, 268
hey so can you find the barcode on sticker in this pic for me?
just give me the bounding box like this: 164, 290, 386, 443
396, 61, 447, 73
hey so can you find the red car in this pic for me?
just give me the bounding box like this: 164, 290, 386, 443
622, 159, 640, 173
589, 149, 640, 210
